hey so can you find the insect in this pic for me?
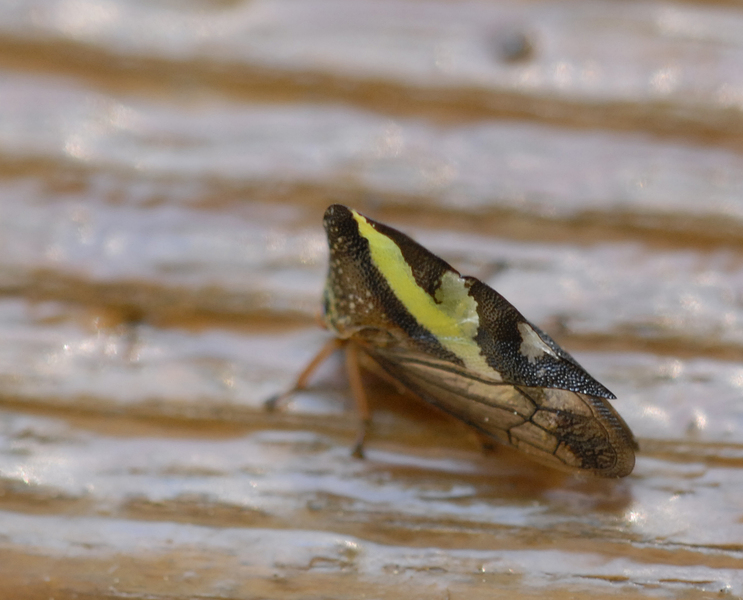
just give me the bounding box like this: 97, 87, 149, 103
268, 204, 637, 477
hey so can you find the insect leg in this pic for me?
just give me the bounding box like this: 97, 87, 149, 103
475, 432, 499, 454
346, 342, 371, 459
265, 337, 346, 411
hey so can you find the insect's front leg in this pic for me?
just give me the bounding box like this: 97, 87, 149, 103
264, 337, 373, 460
264, 337, 345, 411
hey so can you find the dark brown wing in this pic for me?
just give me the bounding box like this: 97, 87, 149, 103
365, 345, 637, 477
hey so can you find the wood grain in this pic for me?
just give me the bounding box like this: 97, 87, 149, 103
0, 1, 741, 598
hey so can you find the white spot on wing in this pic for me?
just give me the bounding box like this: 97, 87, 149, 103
518, 322, 558, 364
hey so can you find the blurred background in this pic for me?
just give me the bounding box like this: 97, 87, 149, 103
0, 0, 742, 598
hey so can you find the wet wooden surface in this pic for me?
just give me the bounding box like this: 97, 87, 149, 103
1, 0, 743, 598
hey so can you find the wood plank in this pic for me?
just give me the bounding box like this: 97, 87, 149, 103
0, 0, 741, 598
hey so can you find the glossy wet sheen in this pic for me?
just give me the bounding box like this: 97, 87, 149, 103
0, 1, 743, 598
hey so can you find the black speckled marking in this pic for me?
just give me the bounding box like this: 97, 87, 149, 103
468, 279, 615, 398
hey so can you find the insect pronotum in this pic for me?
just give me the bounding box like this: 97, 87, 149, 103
268, 205, 637, 477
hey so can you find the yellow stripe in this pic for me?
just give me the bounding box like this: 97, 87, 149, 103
352, 210, 499, 380
353, 211, 461, 338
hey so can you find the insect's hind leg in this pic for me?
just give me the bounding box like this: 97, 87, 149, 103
345, 342, 371, 459
265, 337, 346, 411
475, 432, 500, 455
